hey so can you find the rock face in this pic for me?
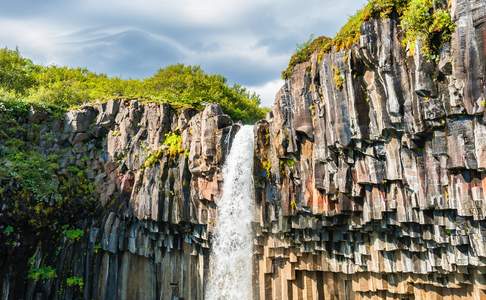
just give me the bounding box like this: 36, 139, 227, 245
0, 100, 239, 300
253, 0, 486, 299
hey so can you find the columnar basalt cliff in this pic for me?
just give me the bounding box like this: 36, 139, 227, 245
0, 100, 239, 300
1, 0, 486, 299
253, 0, 486, 299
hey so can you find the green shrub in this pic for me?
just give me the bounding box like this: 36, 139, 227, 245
332, 66, 345, 90
63, 227, 84, 241
0, 149, 60, 203
0, 49, 267, 123
400, 0, 455, 60
28, 266, 57, 281
66, 276, 84, 290
163, 132, 184, 158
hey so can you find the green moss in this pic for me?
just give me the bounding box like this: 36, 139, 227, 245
28, 266, 57, 281
143, 149, 164, 169
332, 66, 345, 90
66, 276, 84, 290
401, 0, 455, 60
142, 132, 185, 169
111, 130, 121, 137
282, 36, 332, 79
290, 199, 298, 211
163, 132, 184, 158
63, 227, 84, 241
279, 158, 296, 171
261, 160, 272, 178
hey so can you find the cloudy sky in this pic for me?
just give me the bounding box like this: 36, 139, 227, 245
0, 0, 366, 106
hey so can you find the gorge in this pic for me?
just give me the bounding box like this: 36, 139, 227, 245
1, 0, 486, 299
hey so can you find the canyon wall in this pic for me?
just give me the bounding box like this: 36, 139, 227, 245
252, 0, 486, 299
0, 100, 239, 300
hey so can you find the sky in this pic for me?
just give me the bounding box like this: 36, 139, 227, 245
0, 0, 367, 107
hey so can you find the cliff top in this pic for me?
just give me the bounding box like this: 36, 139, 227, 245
282, 0, 455, 79
0, 48, 268, 123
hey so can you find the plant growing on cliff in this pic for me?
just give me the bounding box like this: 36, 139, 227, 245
282, 0, 410, 79
28, 266, 57, 281
66, 276, 84, 290
163, 132, 184, 158
261, 160, 272, 178
332, 66, 345, 90
400, 0, 455, 60
282, 36, 332, 79
63, 227, 84, 241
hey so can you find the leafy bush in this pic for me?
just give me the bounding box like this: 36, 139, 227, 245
0, 48, 38, 94
0, 49, 267, 123
401, 0, 455, 60
163, 132, 184, 158
63, 227, 84, 241
0, 149, 60, 203
28, 266, 57, 281
66, 276, 84, 290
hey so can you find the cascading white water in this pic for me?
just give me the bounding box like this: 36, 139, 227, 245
205, 125, 255, 300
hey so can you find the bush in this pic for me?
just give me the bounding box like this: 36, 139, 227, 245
0, 49, 267, 123
63, 227, 84, 241
400, 0, 455, 60
28, 266, 57, 281
66, 276, 84, 290
163, 132, 184, 158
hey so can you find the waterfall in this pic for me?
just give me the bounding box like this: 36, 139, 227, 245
205, 125, 255, 300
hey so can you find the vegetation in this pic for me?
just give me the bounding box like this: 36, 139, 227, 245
142, 132, 186, 169
163, 132, 184, 158
143, 148, 165, 170
282, 0, 454, 78
66, 276, 84, 290
332, 66, 345, 90
281, 36, 332, 79
28, 265, 57, 281
63, 227, 84, 241
401, 0, 455, 60
261, 160, 272, 178
0, 48, 267, 123
0, 99, 98, 249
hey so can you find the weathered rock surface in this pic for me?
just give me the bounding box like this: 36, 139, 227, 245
0, 100, 238, 300
253, 0, 486, 299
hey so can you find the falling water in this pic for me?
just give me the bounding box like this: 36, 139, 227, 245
205, 125, 255, 300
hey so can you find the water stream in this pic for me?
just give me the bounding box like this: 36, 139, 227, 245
205, 125, 255, 300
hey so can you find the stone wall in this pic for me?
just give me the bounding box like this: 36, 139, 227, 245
252, 0, 486, 299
